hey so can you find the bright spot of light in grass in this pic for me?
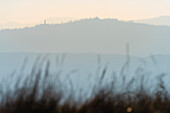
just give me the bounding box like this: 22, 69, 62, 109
127, 107, 133, 112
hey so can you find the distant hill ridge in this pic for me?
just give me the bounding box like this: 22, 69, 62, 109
0, 17, 170, 56
134, 15, 170, 26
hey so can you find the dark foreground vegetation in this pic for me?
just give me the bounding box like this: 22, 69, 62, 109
0, 60, 170, 113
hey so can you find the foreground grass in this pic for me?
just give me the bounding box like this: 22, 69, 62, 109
0, 60, 170, 113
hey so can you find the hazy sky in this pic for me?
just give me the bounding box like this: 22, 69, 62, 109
0, 0, 170, 24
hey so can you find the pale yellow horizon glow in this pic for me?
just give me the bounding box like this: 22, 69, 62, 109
0, 0, 170, 24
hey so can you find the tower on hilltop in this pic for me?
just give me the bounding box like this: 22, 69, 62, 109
44, 20, 46, 24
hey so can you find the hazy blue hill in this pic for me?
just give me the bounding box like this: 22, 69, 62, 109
0, 53, 134, 94
1, 18, 170, 56
1, 53, 170, 93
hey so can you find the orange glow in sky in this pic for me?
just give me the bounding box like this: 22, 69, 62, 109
0, 0, 170, 24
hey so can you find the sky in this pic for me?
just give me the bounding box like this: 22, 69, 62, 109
0, 0, 170, 24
